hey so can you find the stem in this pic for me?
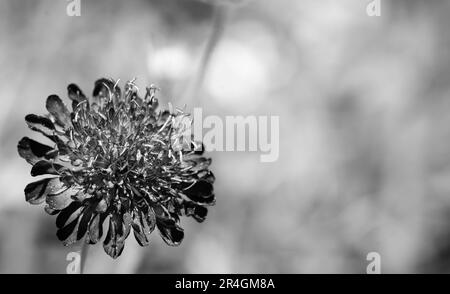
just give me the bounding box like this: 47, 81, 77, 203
80, 240, 89, 274
185, 4, 228, 105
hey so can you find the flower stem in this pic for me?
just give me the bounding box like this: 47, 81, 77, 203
80, 240, 89, 274
185, 4, 228, 105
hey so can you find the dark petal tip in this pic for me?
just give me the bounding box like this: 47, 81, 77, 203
67, 83, 86, 102
18, 137, 54, 165
25, 114, 55, 130
192, 205, 208, 223
156, 218, 184, 246
24, 178, 53, 204
184, 180, 215, 204
132, 208, 156, 247
56, 201, 83, 229
103, 216, 126, 259
46, 95, 72, 128
30, 160, 62, 177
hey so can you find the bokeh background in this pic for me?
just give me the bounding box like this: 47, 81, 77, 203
1, 0, 450, 273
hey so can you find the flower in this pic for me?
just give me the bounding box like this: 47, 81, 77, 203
18, 78, 215, 258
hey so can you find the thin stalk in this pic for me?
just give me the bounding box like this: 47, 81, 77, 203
80, 240, 89, 274
185, 4, 228, 105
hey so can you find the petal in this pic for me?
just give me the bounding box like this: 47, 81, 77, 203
123, 211, 132, 238
56, 202, 86, 245
46, 95, 72, 128
103, 215, 125, 259
86, 212, 107, 244
93, 78, 121, 106
68, 83, 86, 102
184, 203, 208, 223
24, 178, 54, 204
30, 160, 63, 176
44, 204, 60, 215
197, 170, 215, 184
25, 177, 69, 205
67, 83, 87, 110
18, 137, 55, 165
95, 198, 108, 213
56, 215, 80, 244
25, 114, 56, 138
56, 201, 83, 229
53, 156, 85, 173
46, 181, 80, 210
25, 115, 70, 154
76, 202, 97, 241
156, 216, 184, 246
132, 207, 156, 247
183, 180, 215, 204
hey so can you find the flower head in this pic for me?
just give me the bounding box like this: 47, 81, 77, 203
18, 78, 215, 258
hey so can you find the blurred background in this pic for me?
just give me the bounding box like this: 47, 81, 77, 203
0, 0, 450, 273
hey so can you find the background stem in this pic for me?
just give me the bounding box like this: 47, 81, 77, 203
185, 4, 228, 105
79, 240, 89, 274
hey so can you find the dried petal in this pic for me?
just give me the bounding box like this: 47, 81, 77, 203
86, 212, 107, 244
67, 83, 87, 111
184, 203, 208, 223
18, 137, 55, 165
132, 207, 156, 246
56, 201, 83, 229
30, 160, 63, 176
156, 216, 184, 246
77, 202, 97, 241
46, 95, 72, 128
93, 78, 121, 106
103, 215, 125, 259
46, 181, 79, 210
25, 114, 56, 138
183, 180, 214, 204
24, 178, 53, 204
